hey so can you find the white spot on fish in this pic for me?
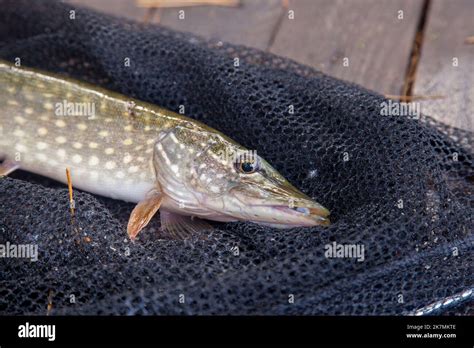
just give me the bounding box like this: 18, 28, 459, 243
7, 87, 15, 94
123, 139, 133, 146
55, 119, 66, 128
55, 136, 66, 144
73, 142, 83, 149
7, 100, 19, 106
24, 107, 34, 115
36, 153, 47, 161
89, 142, 98, 149
72, 154, 82, 163
144, 126, 151, 131
13, 129, 24, 137
57, 149, 66, 157
77, 123, 87, 131
105, 148, 114, 155
36, 142, 48, 150
146, 139, 154, 145
15, 144, 27, 152
88, 156, 99, 166
37, 127, 48, 136
14, 116, 26, 125
105, 161, 116, 170
43, 102, 54, 110
171, 164, 179, 173
123, 155, 132, 164
129, 166, 139, 173
209, 185, 220, 193
99, 130, 109, 137
199, 163, 206, 169
124, 125, 133, 131
116, 171, 125, 179
39, 115, 49, 121
179, 144, 185, 150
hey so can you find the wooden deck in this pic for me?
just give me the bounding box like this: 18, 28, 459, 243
67, 0, 473, 131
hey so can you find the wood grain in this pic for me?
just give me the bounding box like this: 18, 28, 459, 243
413, 0, 474, 131
269, 0, 424, 95
153, 0, 283, 50
66, 0, 148, 22
137, 0, 239, 7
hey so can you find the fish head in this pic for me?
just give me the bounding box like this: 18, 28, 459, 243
153, 122, 330, 227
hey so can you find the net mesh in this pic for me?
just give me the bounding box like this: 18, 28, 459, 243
0, 0, 472, 315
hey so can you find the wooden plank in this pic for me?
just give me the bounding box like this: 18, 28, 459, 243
269, 0, 424, 95
153, 0, 283, 50
413, 0, 474, 131
66, 0, 148, 22
137, 0, 239, 7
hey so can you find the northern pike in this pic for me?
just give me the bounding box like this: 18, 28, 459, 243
0, 60, 330, 239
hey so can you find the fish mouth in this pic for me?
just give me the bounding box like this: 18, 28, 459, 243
229, 184, 330, 227
274, 204, 330, 226
248, 203, 331, 227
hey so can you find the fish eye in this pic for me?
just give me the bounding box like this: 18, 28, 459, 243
236, 159, 260, 174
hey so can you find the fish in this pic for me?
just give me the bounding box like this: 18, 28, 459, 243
0, 60, 330, 240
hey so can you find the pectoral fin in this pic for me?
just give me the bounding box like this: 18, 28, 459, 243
0, 159, 20, 176
127, 189, 163, 241
160, 210, 213, 240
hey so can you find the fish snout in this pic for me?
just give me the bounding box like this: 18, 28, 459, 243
273, 199, 331, 226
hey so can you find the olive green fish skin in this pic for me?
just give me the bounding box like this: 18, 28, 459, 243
0, 60, 330, 227
0, 60, 208, 203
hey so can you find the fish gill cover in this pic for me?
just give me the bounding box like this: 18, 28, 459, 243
0, 0, 472, 315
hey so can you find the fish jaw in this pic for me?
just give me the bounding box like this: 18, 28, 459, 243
252, 204, 330, 227
228, 186, 331, 227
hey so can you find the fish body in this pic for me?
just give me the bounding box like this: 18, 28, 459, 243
0, 60, 330, 239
